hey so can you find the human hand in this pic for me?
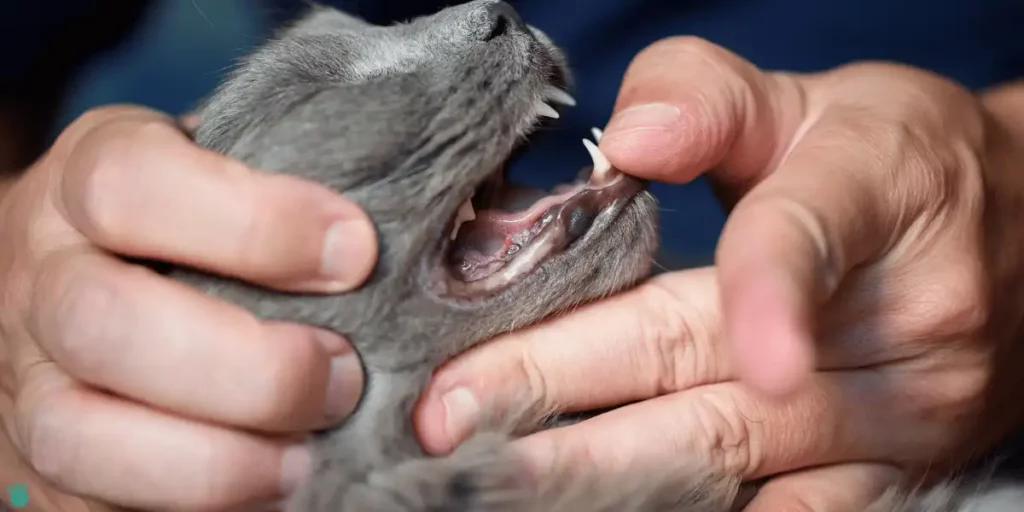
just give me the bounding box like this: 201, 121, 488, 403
413, 38, 1024, 510
0, 106, 378, 511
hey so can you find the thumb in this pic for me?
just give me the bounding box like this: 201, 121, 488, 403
600, 37, 899, 395
715, 114, 896, 395
598, 36, 806, 202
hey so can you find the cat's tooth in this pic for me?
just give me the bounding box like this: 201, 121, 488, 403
582, 138, 616, 184
590, 127, 603, 142
450, 198, 477, 240
537, 101, 560, 119
544, 86, 576, 106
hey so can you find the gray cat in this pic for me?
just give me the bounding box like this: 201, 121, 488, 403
175, 1, 1019, 510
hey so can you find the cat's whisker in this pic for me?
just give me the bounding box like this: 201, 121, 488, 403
650, 259, 669, 273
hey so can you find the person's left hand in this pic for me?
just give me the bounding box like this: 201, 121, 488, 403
411, 37, 1024, 510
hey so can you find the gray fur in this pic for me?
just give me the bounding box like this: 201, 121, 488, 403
174, 2, 1020, 510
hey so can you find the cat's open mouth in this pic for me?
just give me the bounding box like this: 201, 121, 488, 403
430, 90, 646, 299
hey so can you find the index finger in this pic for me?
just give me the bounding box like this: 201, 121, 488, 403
414, 268, 730, 455
50, 106, 377, 293
512, 373, 928, 499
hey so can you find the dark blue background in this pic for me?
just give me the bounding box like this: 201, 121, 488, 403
3, 0, 1021, 265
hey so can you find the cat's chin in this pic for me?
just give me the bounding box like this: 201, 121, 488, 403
423, 125, 648, 301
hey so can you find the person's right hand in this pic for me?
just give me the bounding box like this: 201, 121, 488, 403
0, 105, 378, 511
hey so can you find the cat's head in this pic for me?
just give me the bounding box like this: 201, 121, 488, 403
193, 1, 659, 361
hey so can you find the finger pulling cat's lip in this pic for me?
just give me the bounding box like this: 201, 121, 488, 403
424, 93, 651, 302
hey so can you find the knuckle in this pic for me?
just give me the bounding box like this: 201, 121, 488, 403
17, 388, 82, 489
243, 327, 324, 425
903, 364, 989, 443
898, 269, 989, 341
635, 280, 715, 393
63, 106, 133, 137
43, 270, 120, 378
871, 121, 958, 213
38, 266, 121, 379
69, 131, 133, 242
513, 346, 552, 415
130, 117, 184, 144
688, 390, 757, 476
942, 365, 989, 414
0, 266, 29, 335
66, 117, 179, 243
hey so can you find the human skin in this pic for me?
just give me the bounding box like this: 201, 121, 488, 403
0, 107, 376, 510
414, 38, 1024, 511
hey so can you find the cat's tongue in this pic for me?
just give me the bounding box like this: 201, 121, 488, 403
449, 184, 585, 277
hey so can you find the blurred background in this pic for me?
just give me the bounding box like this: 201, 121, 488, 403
56, 1, 270, 131
13, 0, 1024, 267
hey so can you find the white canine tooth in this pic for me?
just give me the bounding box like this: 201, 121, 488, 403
590, 127, 603, 142
544, 86, 576, 106
450, 197, 477, 240
537, 101, 560, 119
582, 138, 612, 181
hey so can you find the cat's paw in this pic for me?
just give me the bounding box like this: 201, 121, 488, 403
287, 433, 533, 512
287, 426, 743, 512
347, 433, 533, 512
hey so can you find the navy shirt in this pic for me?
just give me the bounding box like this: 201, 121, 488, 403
2, 0, 1022, 261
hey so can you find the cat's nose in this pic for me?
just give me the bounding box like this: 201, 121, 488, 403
481, 1, 530, 41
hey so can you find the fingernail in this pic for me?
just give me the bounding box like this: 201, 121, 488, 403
280, 443, 312, 494
312, 328, 347, 355
321, 218, 376, 288
441, 387, 480, 446
604, 103, 681, 134
324, 354, 363, 422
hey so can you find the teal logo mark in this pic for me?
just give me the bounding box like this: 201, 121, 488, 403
6, 483, 29, 509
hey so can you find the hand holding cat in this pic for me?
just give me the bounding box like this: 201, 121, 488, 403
416, 37, 1024, 510
0, 106, 376, 510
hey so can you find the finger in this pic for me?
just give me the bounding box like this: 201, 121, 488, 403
512, 373, 924, 487
743, 463, 902, 512
27, 247, 362, 433
716, 113, 900, 395
52, 106, 377, 293
9, 361, 309, 511
598, 36, 806, 199
179, 111, 201, 135
414, 268, 729, 455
